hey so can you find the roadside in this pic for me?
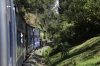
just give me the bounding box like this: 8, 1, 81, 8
23, 46, 50, 66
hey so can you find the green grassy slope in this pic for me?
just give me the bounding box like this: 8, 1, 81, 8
50, 36, 100, 66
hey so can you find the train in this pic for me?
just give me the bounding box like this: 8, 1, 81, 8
0, 0, 47, 66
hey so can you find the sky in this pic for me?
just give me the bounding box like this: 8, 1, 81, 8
52, 0, 59, 14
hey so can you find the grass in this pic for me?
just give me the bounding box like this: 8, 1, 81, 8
50, 36, 100, 66
77, 56, 100, 66
50, 52, 61, 64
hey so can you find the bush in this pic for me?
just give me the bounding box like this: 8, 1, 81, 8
59, 42, 71, 58
42, 48, 52, 66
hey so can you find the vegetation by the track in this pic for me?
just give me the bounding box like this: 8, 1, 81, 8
50, 36, 100, 66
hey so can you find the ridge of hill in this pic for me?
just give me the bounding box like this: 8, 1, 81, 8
50, 36, 100, 66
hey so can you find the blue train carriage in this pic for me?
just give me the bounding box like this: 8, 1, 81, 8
15, 6, 27, 66
40, 30, 47, 47
34, 28, 40, 49
26, 24, 34, 54
0, 0, 27, 66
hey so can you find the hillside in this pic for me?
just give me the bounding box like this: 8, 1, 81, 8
50, 36, 100, 66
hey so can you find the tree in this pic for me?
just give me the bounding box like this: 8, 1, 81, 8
14, 0, 54, 15
59, 0, 100, 45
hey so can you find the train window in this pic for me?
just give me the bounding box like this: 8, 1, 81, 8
17, 31, 24, 56
17, 31, 21, 56
21, 32, 23, 44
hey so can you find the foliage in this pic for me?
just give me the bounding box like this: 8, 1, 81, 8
42, 48, 52, 66
59, 42, 70, 58
60, 22, 75, 43
58, 0, 100, 45
14, 0, 54, 15
59, 0, 72, 14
